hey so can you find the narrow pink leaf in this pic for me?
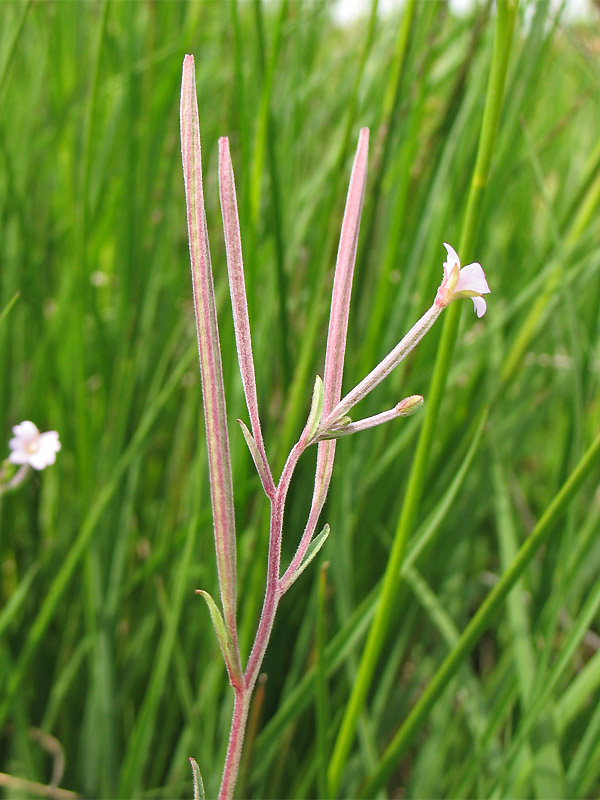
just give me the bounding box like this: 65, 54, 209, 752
180, 55, 239, 649
219, 137, 275, 498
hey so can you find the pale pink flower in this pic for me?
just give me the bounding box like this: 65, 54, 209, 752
8, 421, 61, 470
435, 242, 490, 318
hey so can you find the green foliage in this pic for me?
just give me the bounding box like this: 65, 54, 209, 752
0, 1, 599, 798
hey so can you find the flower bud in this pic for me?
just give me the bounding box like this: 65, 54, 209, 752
396, 395, 424, 417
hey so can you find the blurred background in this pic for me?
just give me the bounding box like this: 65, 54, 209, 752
1, 0, 600, 797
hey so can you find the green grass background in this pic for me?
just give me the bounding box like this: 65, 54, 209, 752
1, 1, 600, 798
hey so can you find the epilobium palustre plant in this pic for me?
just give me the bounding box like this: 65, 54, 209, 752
0, 420, 61, 495
179, 54, 490, 800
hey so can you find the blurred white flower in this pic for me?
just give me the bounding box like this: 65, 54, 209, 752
8, 421, 61, 470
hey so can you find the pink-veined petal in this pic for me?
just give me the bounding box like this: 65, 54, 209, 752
472, 296, 487, 318
455, 262, 490, 295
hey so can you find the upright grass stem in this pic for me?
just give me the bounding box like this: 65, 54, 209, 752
327, 2, 519, 794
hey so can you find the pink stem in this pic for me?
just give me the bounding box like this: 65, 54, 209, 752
0, 464, 31, 493
280, 439, 335, 593
218, 688, 250, 800
219, 435, 311, 799
245, 437, 306, 685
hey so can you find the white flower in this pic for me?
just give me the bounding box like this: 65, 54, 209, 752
435, 242, 491, 318
8, 421, 61, 470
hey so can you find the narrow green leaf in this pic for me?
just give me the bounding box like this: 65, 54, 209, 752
566, 699, 600, 796
315, 564, 331, 800
190, 757, 206, 800
287, 524, 330, 589
0, 563, 40, 638
306, 375, 324, 442
492, 447, 565, 798
0, 291, 19, 328
556, 647, 600, 734
197, 590, 242, 686
238, 419, 272, 495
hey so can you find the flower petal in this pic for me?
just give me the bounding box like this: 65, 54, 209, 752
12, 420, 39, 440
472, 296, 487, 318
8, 450, 28, 465
442, 241, 460, 275
39, 431, 61, 453
455, 262, 490, 295
29, 450, 53, 470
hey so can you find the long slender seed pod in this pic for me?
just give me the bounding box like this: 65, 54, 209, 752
180, 55, 240, 661
219, 137, 275, 498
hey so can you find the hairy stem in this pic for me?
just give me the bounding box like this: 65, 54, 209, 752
219, 433, 310, 798
219, 689, 250, 800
